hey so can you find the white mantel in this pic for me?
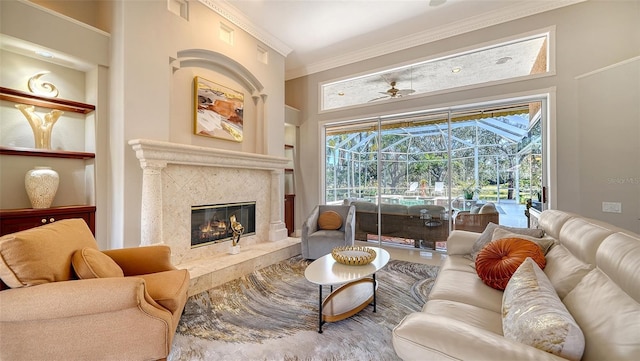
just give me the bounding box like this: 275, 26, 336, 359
129, 139, 290, 263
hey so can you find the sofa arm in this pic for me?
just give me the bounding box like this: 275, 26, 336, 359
393, 313, 566, 361
446, 230, 480, 255
103, 244, 176, 276
0, 277, 169, 322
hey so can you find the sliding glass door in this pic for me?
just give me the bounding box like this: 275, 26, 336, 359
324, 98, 546, 249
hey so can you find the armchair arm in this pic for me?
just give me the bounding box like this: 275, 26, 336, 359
344, 205, 356, 244
103, 244, 176, 276
302, 206, 320, 238
446, 230, 481, 255
0, 278, 168, 322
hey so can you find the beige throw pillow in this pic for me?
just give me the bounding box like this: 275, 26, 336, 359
502, 258, 585, 361
492, 228, 555, 254
72, 248, 124, 279
470, 223, 545, 261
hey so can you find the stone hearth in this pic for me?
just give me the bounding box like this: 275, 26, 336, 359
129, 139, 301, 294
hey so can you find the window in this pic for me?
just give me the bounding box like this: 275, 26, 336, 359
321, 32, 550, 111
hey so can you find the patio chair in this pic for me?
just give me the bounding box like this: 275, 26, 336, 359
405, 182, 419, 196
432, 182, 445, 196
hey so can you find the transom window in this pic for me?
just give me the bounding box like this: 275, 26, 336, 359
321, 32, 550, 112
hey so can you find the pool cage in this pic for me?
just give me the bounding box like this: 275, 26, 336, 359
325, 107, 542, 211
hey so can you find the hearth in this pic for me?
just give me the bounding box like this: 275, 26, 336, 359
191, 202, 256, 247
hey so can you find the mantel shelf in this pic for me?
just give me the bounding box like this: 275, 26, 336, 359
0, 146, 95, 160
0, 87, 95, 114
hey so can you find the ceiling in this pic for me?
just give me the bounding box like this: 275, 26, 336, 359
218, 0, 583, 80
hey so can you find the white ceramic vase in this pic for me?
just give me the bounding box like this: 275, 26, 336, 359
25, 166, 59, 209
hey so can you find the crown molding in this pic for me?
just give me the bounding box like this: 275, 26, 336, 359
285, 0, 586, 80
198, 0, 293, 57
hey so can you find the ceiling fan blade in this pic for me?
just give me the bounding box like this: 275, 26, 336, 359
397, 89, 416, 96
368, 95, 390, 102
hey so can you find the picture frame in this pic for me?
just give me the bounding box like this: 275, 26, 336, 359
194, 76, 244, 142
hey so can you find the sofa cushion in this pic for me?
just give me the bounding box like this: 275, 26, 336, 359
428, 267, 504, 313
0, 219, 98, 288
470, 223, 544, 261
72, 248, 124, 279
317, 211, 342, 230
503, 258, 585, 361
543, 244, 593, 299
476, 238, 546, 290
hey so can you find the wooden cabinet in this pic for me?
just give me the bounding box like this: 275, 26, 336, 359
284, 194, 295, 236
0, 205, 96, 236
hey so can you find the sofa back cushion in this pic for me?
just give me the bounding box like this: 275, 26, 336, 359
0, 219, 98, 288
557, 218, 613, 266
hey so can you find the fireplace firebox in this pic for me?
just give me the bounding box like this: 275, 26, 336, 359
191, 202, 256, 247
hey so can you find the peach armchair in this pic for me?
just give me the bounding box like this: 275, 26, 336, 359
0, 218, 189, 361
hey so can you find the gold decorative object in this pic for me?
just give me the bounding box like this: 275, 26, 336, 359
332, 246, 377, 266
28, 71, 59, 98
14, 104, 63, 149
229, 215, 244, 254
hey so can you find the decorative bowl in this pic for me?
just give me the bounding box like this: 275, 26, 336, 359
331, 246, 377, 266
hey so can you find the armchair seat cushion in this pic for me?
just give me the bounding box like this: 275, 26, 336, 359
138, 269, 190, 314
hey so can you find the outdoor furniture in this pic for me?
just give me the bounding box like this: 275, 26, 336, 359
301, 205, 356, 260
453, 202, 499, 232
404, 182, 419, 196
347, 201, 449, 248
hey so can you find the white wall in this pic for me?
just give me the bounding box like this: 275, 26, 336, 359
286, 0, 640, 233
109, 0, 286, 247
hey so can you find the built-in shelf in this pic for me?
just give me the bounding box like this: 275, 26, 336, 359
0, 86, 95, 114
285, 144, 294, 149
0, 146, 95, 160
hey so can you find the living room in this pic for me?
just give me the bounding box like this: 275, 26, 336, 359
0, 0, 638, 360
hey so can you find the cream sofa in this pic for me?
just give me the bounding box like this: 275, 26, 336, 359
0, 219, 190, 361
392, 210, 640, 360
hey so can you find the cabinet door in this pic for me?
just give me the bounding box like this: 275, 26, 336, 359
0, 206, 96, 236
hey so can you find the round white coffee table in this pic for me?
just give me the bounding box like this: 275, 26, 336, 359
304, 247, 390, 333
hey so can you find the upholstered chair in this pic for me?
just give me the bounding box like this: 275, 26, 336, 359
454, 202, 500, 232
0, 218, 190, 361
301, 205, 356, 260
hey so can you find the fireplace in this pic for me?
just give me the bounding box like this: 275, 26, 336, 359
191, 202, 256, 247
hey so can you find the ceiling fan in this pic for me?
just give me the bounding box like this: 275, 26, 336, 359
369, 81, 416, 102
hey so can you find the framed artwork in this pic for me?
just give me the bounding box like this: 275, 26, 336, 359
194, 76, 244, 142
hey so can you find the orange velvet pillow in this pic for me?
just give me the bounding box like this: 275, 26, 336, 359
317, 211, 343, 230
475, 238, 546, 290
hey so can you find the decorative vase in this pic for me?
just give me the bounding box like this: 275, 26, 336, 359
15, 104, 64, 150
229, 244, 240, 255
25, 166, 59, 209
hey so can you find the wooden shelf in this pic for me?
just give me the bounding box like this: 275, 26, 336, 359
0, 146, 95, 160
0, 86, 95, 114
285, 144, 294, 149
0, 205, 96, 236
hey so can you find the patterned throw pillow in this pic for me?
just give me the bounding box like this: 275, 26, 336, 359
503, 258, 585, 361
470, 223, 545, 261
317, 211, 343, 230
475, 238, 545, 290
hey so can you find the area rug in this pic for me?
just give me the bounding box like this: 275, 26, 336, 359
169, 255, 439, 361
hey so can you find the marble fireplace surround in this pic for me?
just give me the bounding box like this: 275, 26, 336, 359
129, 139, 291, 266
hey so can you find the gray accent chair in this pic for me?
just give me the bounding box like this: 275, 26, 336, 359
301, 205, 356, 260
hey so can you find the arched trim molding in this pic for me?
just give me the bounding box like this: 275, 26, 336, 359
172, 49, 265, 100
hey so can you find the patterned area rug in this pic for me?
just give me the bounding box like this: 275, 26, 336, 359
170, 255, 439, 361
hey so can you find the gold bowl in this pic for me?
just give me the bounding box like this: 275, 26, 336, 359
331, 246, 377, 266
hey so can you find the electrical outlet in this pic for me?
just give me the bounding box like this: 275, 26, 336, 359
602, 202, 622, 213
